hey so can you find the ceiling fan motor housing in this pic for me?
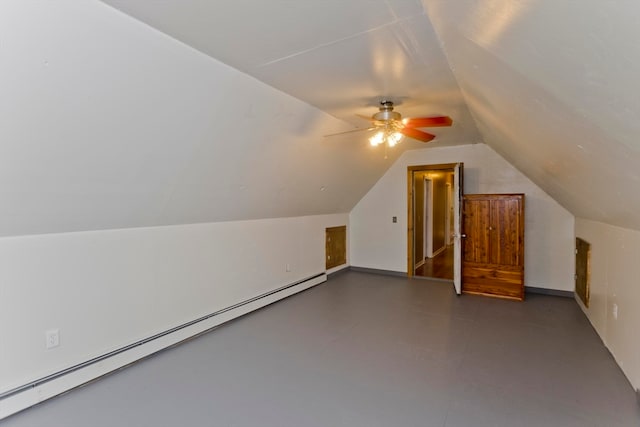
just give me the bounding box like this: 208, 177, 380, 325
373, 101, 401, 121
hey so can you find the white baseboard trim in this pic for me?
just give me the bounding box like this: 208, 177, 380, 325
0, 273, 326, 420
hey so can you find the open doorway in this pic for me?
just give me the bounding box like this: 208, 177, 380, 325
408, 164, 457, 281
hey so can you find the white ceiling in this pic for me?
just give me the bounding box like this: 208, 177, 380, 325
423, 0, 640, 229
3, 0, 640, 236
98, 0, 640, 231
0, 1, 416, 236
99, 0, 481, 145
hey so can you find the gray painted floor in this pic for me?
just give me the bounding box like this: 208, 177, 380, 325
4, 271, 640, 426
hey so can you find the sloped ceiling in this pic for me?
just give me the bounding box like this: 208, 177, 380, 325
99, 0, 480, 141
0, 0, 478, 237
422, 0, 640, 230
102, 0, 640, 231
4, 0, 640, 237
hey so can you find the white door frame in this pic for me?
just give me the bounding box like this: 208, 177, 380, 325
424, 178, 433, 258
453, 163, 463, 295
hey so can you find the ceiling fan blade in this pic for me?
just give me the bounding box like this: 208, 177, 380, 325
324, 127, 375, 137
401, 127, 436, 143
403, 116, 452, 128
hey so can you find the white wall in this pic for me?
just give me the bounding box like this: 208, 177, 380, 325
0, 213, 348, 394
575, 218, 640, 391
424, 1, 640, 232
350, 144, 575, 291
0, 0, 392, 238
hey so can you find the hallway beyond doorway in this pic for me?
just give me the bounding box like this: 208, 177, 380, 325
415, 244, 454, 280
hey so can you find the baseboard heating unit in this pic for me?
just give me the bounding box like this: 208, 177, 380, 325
0, 273, 326, 420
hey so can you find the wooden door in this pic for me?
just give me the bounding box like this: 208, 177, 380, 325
326, 226, 347, 269
575, 237, 590, 307
462, 194, 524, 300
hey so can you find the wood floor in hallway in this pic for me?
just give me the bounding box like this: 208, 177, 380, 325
4, 271, 639, 427
415, 244, 454, 280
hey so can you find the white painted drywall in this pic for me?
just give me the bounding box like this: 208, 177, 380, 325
99, 0, 483, 147
0, 0, 392, 237
350, 144, 574, 291
0, 213, 348, 393
423, 0, 640, 231
575, 218, 640, 390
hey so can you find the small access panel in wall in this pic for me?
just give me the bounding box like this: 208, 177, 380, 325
575, 237, 590, 307
326, 226, 347, 269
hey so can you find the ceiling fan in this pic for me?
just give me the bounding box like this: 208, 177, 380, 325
326, 101, 452, 147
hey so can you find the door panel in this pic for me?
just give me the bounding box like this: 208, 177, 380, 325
464, 199, 491, 264
326, 226, 347, 269
575, 238, 590, 307
462, 265, 523, 299
492, 198, 522, 266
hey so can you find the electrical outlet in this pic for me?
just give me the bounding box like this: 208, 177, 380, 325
45, 329, 60, 349
612, 304, 618, 320
286, 263, 291, 272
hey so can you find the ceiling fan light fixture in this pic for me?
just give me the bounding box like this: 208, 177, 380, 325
369, 131, 384, 146
369, 130, 403, 147
388, 131, 403, 147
